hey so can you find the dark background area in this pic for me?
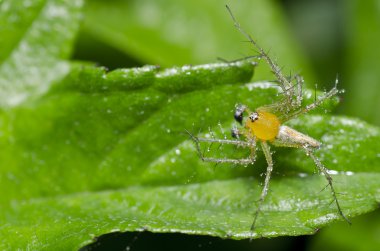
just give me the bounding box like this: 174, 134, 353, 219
80, 231, 309, 251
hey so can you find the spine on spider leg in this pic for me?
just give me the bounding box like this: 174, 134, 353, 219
284, 85, 339, 121
295, 74, 304, 107
304, 146, 351, 224
251, 141, 274, 230
225, 6, 293, 94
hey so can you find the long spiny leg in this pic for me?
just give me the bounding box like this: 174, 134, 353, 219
201, 157, 255, 165
197, 137, 253, 147
283, 83, 339, 122
295, 74, 304, 108
217, 55, 260, 63
186, 130, 257, 165
303, 146, 351, 224
275, 73, 304, 113
251, 141, 274, 231
226, 5, 294, 109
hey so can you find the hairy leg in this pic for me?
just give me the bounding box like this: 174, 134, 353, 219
251, 141, 274, 230
187, 130, 257, 165
226, 5, 295, 110
303, 146, 351, 224
284, 82, 339, 121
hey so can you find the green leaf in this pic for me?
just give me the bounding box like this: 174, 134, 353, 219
81, 0, 315, 83
309, 210, 380, 251
0, 0, 83, 107
1, 59, 380, 249
1, 0, 380, 250
0, 60, 255, 202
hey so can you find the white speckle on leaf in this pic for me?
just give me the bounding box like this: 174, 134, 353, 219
45, 4, 69, 18
310, 213, 339, 225
327, 169, 338, 175
298, 173, 308, 178
245, 81, 280, 91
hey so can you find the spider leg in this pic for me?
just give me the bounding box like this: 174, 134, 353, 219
276, 74, 303, 111
303, 146, 351, 224
226, 5, 294, 110
283, 84, 339, 122
295, 74, 304, 108
201, 157, 255, 165
186, 130, 257, 165
186, 129, 251, 147
197, 137, 253, 147
216, 55, 260, 63
251, 141, 274, 231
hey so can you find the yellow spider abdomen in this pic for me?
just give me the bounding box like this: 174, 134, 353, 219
245, 111, 280, 141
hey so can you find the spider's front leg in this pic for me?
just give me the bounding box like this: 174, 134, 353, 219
284, 81, 339, 122
283, 73, 304, 110
187, 129, 256, 165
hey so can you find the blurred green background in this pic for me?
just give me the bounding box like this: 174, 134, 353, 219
74, 0, 380, 126
73, 0, 380, 251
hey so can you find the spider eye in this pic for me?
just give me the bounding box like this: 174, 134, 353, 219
234, 105, 246, 125
249, 112, 259, 122
234, 111, 243, 124
231, 127, 240, 138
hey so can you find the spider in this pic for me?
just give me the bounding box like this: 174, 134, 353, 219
188, 5, 351, 231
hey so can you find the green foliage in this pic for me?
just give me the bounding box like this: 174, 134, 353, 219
2, 60, 380, 249
79, 0, 380, 128
80, 0, 314, 82
0, 0, 83, 107
342, 1, 380, 125
1, 0, 380, 250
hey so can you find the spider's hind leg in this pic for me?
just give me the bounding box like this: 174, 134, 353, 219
303, 146, 351, 224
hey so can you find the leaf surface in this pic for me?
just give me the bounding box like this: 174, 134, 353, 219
1, 0, 380, 250
0, 0, 83, 107
1, 61, 380, 249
